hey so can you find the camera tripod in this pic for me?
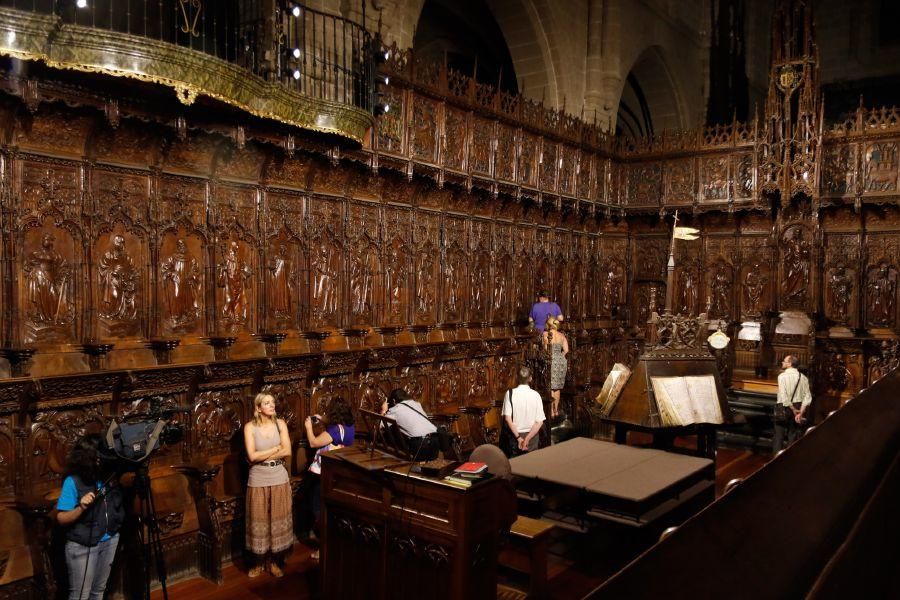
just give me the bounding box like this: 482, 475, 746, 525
132, 462, 169, 600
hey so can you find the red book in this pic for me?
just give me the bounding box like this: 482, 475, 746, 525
453, 461, 488, 475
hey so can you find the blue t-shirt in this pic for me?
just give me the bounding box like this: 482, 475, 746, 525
529, 301, 563, 332
326, 423, 355, 447
57, 476, 112, 542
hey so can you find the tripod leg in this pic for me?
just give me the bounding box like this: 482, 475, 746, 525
145, 485, 169, 600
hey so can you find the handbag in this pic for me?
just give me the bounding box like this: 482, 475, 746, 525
308, 424, 345, 475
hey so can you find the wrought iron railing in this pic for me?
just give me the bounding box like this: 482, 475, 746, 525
0, 0, 374, 136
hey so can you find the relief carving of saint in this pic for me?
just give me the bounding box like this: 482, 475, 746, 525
268, 244, 295, 322
867, 262, 897, 327
743, 266, 767, 317
312, 242, 339, 320
161, 238, 201, 331
678, 267, 698, 316
386, 245, 405, 320
415, 259, 434, 316
601, 266, 622, 314
25, 233, 73, 328
782, 228, 810, 306
350, 243, 378, 319
710, 265, 732, 317
98, 234, 139, 327
218, 241, 252, 328
444, 255, 459, 316
828, 266, 853, 324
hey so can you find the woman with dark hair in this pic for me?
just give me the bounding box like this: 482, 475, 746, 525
55, 434, 125, 600
303, 396, 355, 561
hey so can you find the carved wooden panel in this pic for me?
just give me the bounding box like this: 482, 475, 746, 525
216, 143, 265, 182
265, 154, 313, 189
377, 84, 405, 154
307, 197, 344, 329
821, 143, 855, 197
92, 121, 161, 167
518, 132, 538, 188
863, 233, 899, 329
442, 107, 467, 171
740, 236, 773, 319
540, 141, 558, 193
468, 219, 491, 321
732, 153, 754, 200
495, 124, 516, 182
665, 158, 695, 205
14, 109, 92, 157
157, 177, 208, 337
19, 161, 80, 220
700, 155, 729, 203
576, 153, 593, 200
705, 236, 736, 320
410, 97, 439, 163
625, 163, 661, 206
347, 202, 383, 326
442, 215, 468, 323
779, 224, 813, 311
383, 205, 412, 326
92, 172, 151, 340
823, 233, 860, 327
470, 116, 494, 176
413, 211, 440, 325
193, 388, 246, 455
163, 132, 219, 175
492, 222, 514, 324
558, 146, 577, 196
513, 225, 535, 321
863, 142, 898, 194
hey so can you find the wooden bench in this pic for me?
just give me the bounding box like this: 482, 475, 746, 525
505, 515, 555, 599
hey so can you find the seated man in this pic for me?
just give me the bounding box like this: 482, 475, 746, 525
382, 389, 439, 460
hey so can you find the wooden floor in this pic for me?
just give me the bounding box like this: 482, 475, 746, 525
151, 445, 772, 600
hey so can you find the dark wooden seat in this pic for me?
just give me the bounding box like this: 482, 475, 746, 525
504, 515, 555, 599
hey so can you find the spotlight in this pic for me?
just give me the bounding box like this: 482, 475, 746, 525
292, 47, 301, 59
291, 5, 301, 17
76, 0, 88, 7
292, 69, 301, 80
384, 50, 391, 61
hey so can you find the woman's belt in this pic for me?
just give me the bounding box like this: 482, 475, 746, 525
260, 459, 285, 467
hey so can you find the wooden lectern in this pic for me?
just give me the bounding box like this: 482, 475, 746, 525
320, 445, 516, 600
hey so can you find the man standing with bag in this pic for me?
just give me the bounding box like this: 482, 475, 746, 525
502, 366, 546, 455
773, 355, 812, 453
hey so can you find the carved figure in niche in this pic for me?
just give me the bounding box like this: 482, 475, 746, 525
161, 238, 201, 331
385, 243, 405, 320
782, 228, 810, 306
350, 242, 378, 319
471, 261, 487, 314
492, 264, 506, 316
870, 340, 899, 384
98, 234, 139, 328
25, 233, 73, 326
828, 266, 853, 324
312, 241, 339, 319
866, 262, 897, 327
710, 265, 732, 318
415, 259, 434, 316
744, 266, 768, 317
678, 267, 698, 316
601, 266, 622, 314
444, 254, 459, 316
218, 241, 252, 327
268, 243, 295, 322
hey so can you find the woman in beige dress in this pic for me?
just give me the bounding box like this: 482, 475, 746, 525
243, 393, 293, 578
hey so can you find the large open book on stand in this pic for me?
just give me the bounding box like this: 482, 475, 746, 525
650, 375, 724, 426
596, 363, 632, 416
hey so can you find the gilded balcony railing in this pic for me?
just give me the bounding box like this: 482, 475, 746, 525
0, 0, 375, 143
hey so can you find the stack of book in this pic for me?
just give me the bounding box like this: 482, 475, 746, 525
443, 461, 489, 488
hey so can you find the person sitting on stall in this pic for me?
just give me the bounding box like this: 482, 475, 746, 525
382, 388, 439, 461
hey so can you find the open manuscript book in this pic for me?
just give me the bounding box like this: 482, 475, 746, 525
650, 375, 724, 426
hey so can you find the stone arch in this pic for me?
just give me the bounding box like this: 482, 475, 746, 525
616, 45, 687, 137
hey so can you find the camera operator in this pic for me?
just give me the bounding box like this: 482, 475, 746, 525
55, 434, 125, 600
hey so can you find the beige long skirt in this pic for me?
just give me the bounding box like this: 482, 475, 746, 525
246, 482, 294, 555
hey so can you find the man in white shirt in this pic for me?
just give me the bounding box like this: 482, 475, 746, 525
773, 354, 812, 452
382, 388, 439, 460
501, 366, 546, 454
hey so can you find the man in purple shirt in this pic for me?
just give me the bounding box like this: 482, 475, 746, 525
529, 290, 563, 332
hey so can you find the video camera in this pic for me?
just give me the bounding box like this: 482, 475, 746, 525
102, 396, 188, 467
